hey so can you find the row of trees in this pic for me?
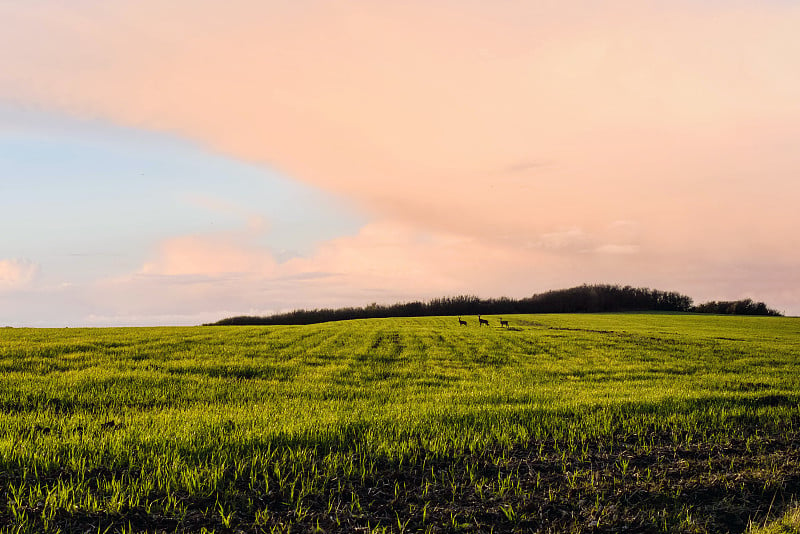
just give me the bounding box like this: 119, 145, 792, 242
693, 298, 781, 316
208, 285, 781, 326
208, 285, 780, 325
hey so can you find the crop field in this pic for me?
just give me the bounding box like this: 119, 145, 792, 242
1, 314, 799, 533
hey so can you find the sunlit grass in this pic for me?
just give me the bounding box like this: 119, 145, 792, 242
750, 503, 800, 534
0, 314, 798, 532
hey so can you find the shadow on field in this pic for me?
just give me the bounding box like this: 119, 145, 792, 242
241, 398, 800, 532
5, 396, 799, 533
170, 363, 298, 381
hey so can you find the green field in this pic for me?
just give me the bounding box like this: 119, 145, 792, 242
1, 314, 799, 533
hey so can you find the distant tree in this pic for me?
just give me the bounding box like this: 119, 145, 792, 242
692, 299, 781, 316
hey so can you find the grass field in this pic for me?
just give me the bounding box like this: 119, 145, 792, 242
1, 314, 799, 533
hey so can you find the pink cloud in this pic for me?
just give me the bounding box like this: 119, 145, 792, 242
0, 259, 39, 291
141, 234, 277, 277
3, 2, 796, 245
122, 218, 673, 304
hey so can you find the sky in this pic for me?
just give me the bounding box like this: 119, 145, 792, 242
1, 1, 799, 326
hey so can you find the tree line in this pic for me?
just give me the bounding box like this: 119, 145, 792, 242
206, 284, 782, 326
692, 298, 781, 316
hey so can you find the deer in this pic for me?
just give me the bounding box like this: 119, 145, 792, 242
458, 316, 468, 326
478, 315, 489, 327
499, 318, 509, 328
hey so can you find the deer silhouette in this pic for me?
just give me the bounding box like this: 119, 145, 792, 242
458, 316, 468, 326
499, 318, 509, 328
478, 315, 489, 327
